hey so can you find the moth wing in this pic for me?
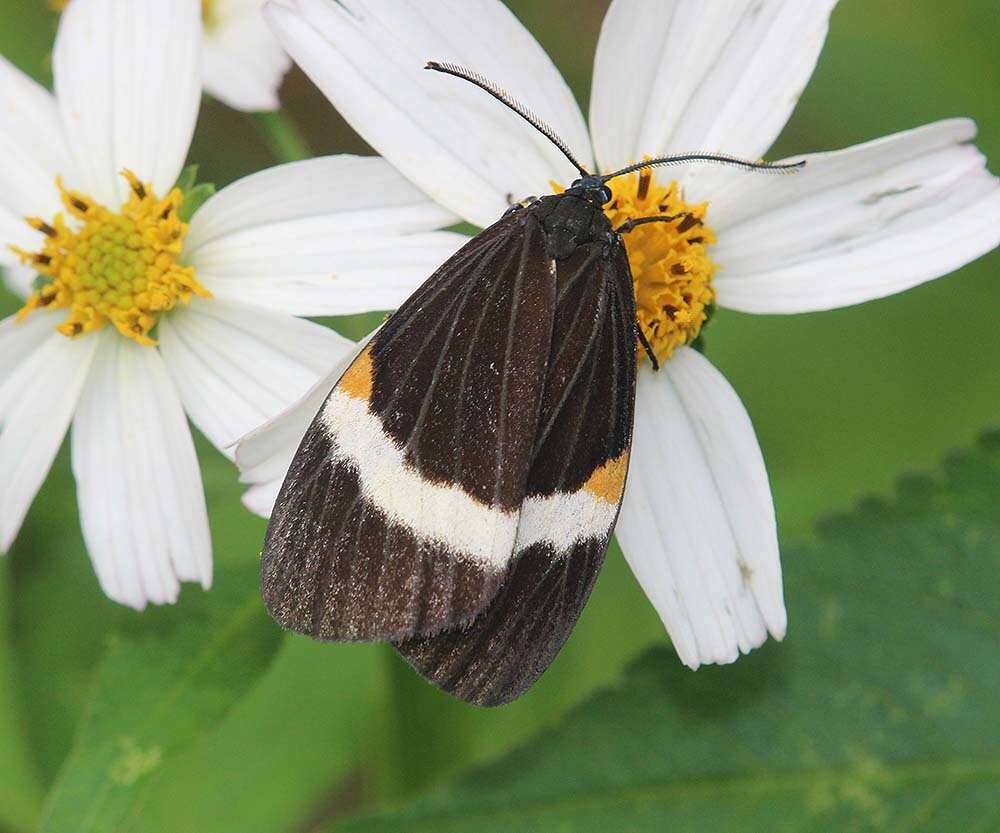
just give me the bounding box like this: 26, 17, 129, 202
261, 212, 557, 642
395, 240, 638, 705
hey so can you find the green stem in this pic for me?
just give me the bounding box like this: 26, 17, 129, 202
378, 646, 426, 802
251, 111, 312, 164
379, 645, 481, 804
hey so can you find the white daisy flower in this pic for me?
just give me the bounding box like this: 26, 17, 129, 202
48, 0, 291, 112
0, 0, 464, 609
240, 0, 1000, 669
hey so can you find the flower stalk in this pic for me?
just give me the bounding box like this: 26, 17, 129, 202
252, 111, 313, 164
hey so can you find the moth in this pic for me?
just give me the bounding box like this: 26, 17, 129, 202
261, 62, 801, 706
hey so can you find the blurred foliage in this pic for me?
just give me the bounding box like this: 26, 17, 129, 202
0, 1, 997, 832
331, 432, 1000, 833
39, 565, 281, 833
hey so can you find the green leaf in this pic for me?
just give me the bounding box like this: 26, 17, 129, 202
179, 183, 216, 223
6, 448, 124, 784
173, 163, 216, 222
38, 565, 282, 833
132, 639, 381, 833
5, 442, 269, 785
329, 432, 1000, 832
0, 563, 45, 833
173, 164, 199, 195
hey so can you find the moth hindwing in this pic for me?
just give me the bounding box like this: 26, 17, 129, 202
395, 219, 637, 706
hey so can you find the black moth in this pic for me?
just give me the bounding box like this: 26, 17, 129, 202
260, 62, 801, 706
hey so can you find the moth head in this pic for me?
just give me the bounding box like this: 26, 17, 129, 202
569, 175, 613, 207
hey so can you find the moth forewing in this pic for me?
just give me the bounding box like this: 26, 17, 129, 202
261, 211, 558, 643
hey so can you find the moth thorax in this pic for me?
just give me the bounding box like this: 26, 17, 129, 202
538, 193, 614, 260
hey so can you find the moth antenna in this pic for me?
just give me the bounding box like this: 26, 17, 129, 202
603, 153, 805, 183
426, 60, 590, 177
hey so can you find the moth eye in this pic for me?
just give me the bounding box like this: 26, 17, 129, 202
601, 186, 613, 203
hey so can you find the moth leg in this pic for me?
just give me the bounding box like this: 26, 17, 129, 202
635, 322, 659, 371
615, 213, 682, 235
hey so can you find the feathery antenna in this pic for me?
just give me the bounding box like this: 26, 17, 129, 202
602, 154, 805, 183
425, 61, 590, 177
425, 62, 805, 183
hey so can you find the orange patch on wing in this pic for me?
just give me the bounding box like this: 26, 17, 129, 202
338, 346, 374, 401
582, 452, 629, 504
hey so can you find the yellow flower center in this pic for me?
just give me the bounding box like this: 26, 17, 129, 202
11, 171, 209, 346
603, 168, 717, 364
201, 0, 220, 29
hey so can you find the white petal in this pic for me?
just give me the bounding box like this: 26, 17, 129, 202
590, 0, 835, 173
616, 348, 785, 669
191, 230, 467, 316
711, 120, 1000, 313
203, 0, 292, 111
0, 56, 68, 218
1, 266, 36, 300
235, 329, 375, 517
72, 333, 212, 609
241, 478, 283, 518
0, 328, 98, 552
0, 311, 60, 390
185, 155, 457, 250
54, 0, 202, 206
184, 155, 465, 314
158, 300, 353, 457
265, 0, 591, 227
0, 203, 43, 271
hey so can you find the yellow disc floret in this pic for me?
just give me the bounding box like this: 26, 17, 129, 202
202, 0, 220, 29
11, 171, 209, 346
603, 167, 717, 364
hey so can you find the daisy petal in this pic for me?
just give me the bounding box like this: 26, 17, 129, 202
0, 56, 68, 218
203, 0, 292, 111
616, 348, 785, 669
1, 265, 35, 300
234, 367, 334, 488
158, 300, 353, 457
265, 0, 591, 227
0, 311, 60, 389
72, 333, 211, 609
236, 330, 375, 517
590, 0, 835, 173
0, 199, 42, 267
711, 120, 1000, 313
241, 478, 283, 518
0, 327, 98, 552
1, 203, 42, 300
190, 231, 466, 316
185, 155, 456, 250
54, 0, 202, 206
185, 155, 465, 314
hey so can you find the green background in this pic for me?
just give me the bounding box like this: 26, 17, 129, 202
0, 1, 997, 831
